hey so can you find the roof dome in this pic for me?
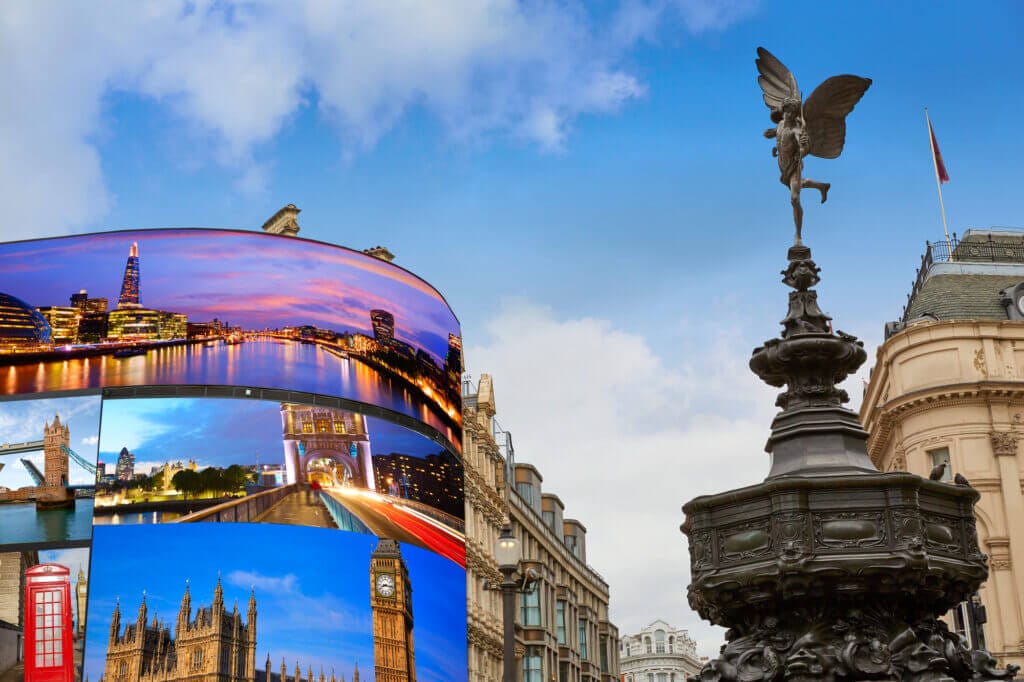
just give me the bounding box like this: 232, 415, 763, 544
0, 292, 51, 344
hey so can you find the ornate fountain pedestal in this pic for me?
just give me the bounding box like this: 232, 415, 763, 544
683, 247, 1019, 682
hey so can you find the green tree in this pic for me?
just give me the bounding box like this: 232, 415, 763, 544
171, 469, 200, 498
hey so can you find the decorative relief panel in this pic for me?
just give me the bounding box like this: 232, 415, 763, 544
813, 511, 887, 549
920, 512, 962, 555
717, 519, 773, 563
689, 530, 713, 570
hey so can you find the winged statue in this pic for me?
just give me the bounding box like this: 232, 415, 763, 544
756, 47, 871, 245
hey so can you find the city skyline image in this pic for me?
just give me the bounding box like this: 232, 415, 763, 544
93, 396, 464, 565
0, 229, 463, 446
0, 396, 101, 490
83, 524, 468, 682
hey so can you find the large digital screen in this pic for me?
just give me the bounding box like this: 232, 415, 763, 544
0, 229, 462, 452
0, 228, 467, 682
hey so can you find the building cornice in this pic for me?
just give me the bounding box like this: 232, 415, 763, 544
866, 382, 1024, 461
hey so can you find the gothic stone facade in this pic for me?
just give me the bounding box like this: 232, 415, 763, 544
102, 578, 256, 682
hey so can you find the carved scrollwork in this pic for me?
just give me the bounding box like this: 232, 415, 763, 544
690, 531, 714, 570
919, 513, 962, 555
719, 519, 773, 563
990, 430, 1019, 456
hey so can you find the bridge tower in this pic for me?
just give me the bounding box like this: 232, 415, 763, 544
43, 413, 70, 489
279, 403, 374, 489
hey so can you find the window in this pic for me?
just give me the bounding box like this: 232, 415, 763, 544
564, 534, 578, 556
33, 589, 63, 668
645, 636, 652, 654
559, 662, 569, 682
600, 634, 609, 671
543, 510, 555, 530
658, 674, 668, 682
333, 421, 346, 434
579, 619, 588, 659
521, 587, 541, 626
656, 629, 666, 653
929, 447, 952, 481
301, 422, 313, 434
523, 646, 543, 682
119, 662, 127, 677
516, 481, 534, 506
556, 601, 567, 644
192, 648, 203, 668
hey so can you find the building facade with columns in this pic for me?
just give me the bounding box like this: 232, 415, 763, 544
619, 620, 701, 682
463, 374, 512, 682
463, 373, 620, 682
860, 229, 1024, 670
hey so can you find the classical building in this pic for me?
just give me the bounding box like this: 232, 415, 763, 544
861, 229, 1024, 669
100, 578, 362, 682
463, 374, 511, 682
619, 621, 701, 682
0, 550, 39, 675
370, 539, 415, 682
463, 373, 621, 682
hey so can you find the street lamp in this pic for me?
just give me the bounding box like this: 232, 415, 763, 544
494, 526, 521, 682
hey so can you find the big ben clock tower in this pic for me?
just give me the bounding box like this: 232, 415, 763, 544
370, 538, 416, 682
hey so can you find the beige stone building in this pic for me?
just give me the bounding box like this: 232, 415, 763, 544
463, 374, 513, 682
861, 229, 1024, 670
463, 374, 620, 682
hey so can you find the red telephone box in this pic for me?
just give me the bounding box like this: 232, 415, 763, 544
24, 564, 74, 682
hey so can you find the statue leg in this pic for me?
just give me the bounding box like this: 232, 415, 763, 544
790, 179, 803, 245
802, 178, 830, 204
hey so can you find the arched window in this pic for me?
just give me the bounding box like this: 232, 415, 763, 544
655, 629, 666, 653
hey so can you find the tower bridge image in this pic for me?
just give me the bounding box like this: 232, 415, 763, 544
0, 413, 94, 510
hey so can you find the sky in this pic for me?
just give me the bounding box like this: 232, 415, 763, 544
0, 395, 101, 488
2, 0, 1024, 660
98, 396, 452, 478
84, 524, 467, 682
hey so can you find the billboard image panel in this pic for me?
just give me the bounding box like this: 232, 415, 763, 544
0, 396, 100, 551
92, 396, 465, 566
0, 229, 462, 451
83, 524, 468, 682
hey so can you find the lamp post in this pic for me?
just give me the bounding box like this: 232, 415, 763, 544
494, 526, 521, 682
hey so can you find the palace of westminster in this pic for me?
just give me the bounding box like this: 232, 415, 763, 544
96, 539, 414, 682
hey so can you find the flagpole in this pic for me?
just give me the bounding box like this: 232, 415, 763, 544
925, 107, 954, 260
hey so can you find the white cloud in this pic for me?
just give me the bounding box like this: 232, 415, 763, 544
466, 300, 794, 659
0, 0, 758, 239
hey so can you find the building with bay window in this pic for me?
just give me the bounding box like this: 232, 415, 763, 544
619, 620, 701, 682
860, 229, 1024, 670
463, 373, 620, 682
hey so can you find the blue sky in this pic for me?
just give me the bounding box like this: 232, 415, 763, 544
3, 0, 1024, 656
0, 396, 101, 488
98, 397, 449, 476
84, 524, 467, 682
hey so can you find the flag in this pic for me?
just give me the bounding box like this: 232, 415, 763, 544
928, 115, 950, 183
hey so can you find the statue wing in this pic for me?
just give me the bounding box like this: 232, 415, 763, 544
756, 47, 800, 113
803, 75, 872, 159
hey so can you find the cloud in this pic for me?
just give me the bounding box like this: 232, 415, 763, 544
466, 299, 786, 658
226, 570, 299, 594
0, 0, 757, 240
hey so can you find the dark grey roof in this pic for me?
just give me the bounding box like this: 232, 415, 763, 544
905, 274, 1020, 320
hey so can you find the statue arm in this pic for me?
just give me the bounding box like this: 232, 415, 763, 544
763, 128, 777, 139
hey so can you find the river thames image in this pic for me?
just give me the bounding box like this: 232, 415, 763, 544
2, 338, 456, 446
0, 498, 95, 547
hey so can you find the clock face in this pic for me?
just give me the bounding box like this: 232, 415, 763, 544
376, 573, 395, 598
1016, 294, 1024, 316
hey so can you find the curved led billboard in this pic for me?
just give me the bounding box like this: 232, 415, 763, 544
0, 229, 462, 452
0, 229, 467, 682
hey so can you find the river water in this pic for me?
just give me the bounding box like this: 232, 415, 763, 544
1, 339, 455, 445
0, 499, 95, 546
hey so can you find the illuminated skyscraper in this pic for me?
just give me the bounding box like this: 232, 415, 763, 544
117, 242, 141, 309
444, 333, 462, 377
370, 310, 395, 346
116, 447, 135, 481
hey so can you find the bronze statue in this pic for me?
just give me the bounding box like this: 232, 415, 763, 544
757, 47, 871, 245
